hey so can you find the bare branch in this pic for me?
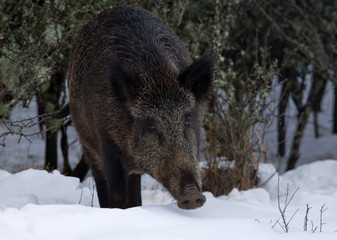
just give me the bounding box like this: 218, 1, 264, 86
78, 190, 84, 205
276, 175, 299, 233
272, 218, 280, 229
252, 0, 311, 59
320, 204, 327, 233
303, 204, 311, 231
1, 112, 69, 144
285, 185, 300, 209
287, 208, 299, 227
276, 219, 286, 232
258, 170, 277, 187
311, 220, 317, 233
90, 178, 96, 207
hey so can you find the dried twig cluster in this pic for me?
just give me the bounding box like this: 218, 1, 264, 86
272, 175, 328, 234
0, 111, 69, 146
272, 175, 299, 233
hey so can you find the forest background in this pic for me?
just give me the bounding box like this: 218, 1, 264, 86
1, 0, 337, 196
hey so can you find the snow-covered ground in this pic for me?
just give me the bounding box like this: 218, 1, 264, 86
0, 160, 336, 239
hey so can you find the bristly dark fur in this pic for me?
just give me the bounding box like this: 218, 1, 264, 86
68, 6, 213, 210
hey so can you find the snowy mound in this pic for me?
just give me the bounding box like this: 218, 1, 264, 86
0, 160, 337, 239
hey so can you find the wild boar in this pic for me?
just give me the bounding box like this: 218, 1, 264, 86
68, 6, 213, 210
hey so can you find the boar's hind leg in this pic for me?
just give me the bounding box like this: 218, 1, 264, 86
83, 149, 110, 208
126, 174, 142, 208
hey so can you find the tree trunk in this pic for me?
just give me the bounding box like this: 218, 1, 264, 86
333, 85, 337, 134
313, 111, 319, 138
286, 105, 311, 171
286, 73, 327, 171
278, 80, 290, 158
61, 123, 71, 175
59, 120, 89, 180
37, 67, 66, 170
45, 130, 58, 170
312, 78, 327, 138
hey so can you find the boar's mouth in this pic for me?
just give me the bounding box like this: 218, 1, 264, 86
177, 184, 206, 210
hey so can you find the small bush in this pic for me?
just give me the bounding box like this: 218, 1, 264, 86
199, 1, 278, 196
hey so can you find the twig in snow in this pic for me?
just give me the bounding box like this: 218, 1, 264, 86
303, 204, 311, 231
311, 220, 317, 233
320, 204, 327, 233
272, 218, 280, 229
275, 174, 299, 233
79, 189, 84, 205
89, 178, 96, 207
258, 170, 277, 187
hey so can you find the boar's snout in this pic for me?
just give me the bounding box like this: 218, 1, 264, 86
177, 184, 206, 210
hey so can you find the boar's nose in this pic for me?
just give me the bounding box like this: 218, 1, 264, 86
177, 185, 206, 210
178, 193, 206, 210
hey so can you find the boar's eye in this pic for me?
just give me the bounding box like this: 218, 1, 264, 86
147, 123, 157, 133
184, 118, 192, 128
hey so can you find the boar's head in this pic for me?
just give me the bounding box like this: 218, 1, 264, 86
115, 56, 213, 209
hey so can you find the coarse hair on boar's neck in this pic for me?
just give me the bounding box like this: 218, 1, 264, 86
68, 6, 213, 210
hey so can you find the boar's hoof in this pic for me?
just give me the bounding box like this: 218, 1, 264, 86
177, 185, 206, 210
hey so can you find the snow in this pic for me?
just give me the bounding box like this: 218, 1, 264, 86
0, 161, 336, 239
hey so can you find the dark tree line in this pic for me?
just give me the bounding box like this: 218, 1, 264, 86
252, 0, 337, 170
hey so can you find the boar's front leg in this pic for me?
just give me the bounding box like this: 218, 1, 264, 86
100, 137, 128, 209
126, 174, 142, 208
90, 164, 110, 208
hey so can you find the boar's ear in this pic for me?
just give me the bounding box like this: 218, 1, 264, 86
108, 56, 137, 103
178, 56, 213, 101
